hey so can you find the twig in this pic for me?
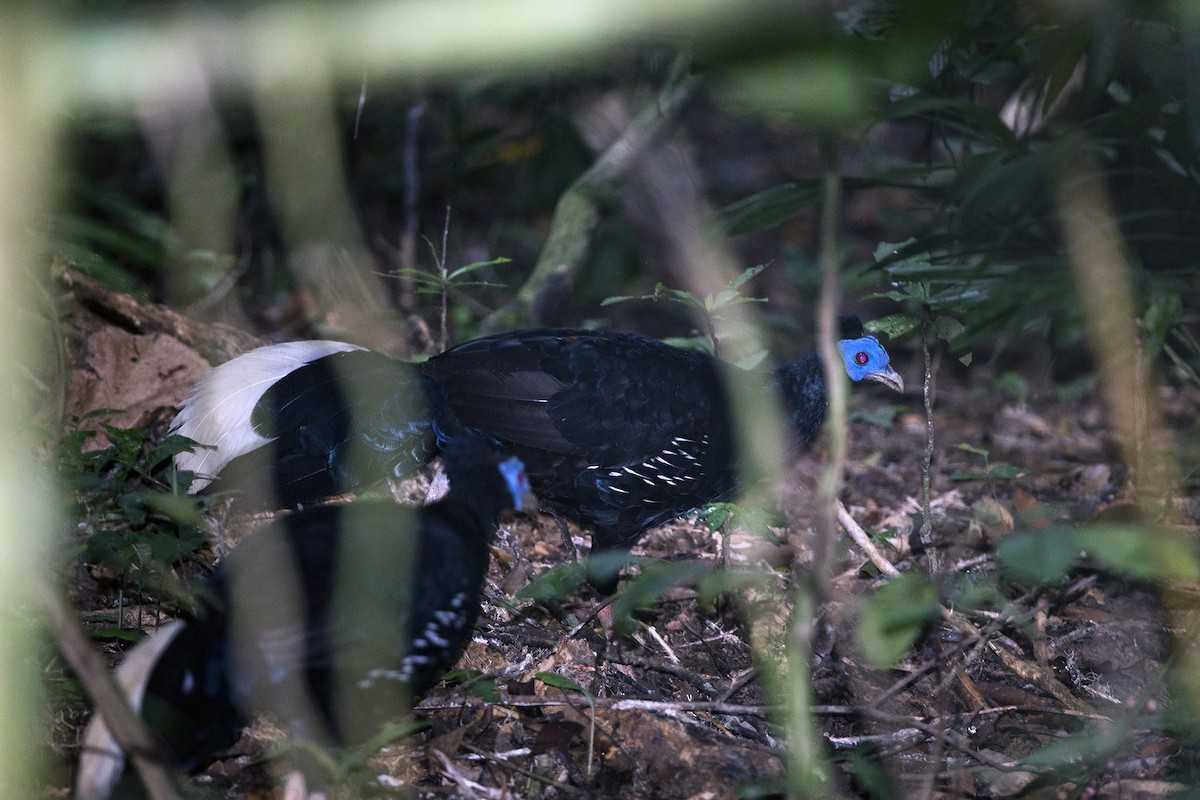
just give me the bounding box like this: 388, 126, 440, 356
565, 593, 615, 640
777, 129, 846, 800
417, 694, 777, 718
940, 605, 1096, 716
430, 748, 505, 799
814, 133, 846, 587
439, 201, 452, 349
640, 623, 680, 665
715, 667, 759, 704
601, 649, 723, 696
836, 500, 901, 577
460, 744, 583, 794
918, 305, 942, 574
353, 69, 367, 140
860, 710, 1030, 774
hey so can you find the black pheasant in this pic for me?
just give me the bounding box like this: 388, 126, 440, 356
74, 434, 532, 800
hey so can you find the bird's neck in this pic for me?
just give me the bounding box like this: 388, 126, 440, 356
430, 497, 493, 545
439, 466, 512, 539
775, 352, 827, 447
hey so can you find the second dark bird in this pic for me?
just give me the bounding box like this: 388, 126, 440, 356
75, 433, 533, 800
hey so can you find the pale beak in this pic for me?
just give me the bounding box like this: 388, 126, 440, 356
865, 365, 904, 393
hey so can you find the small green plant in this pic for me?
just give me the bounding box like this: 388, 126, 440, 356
602, 264, 770, 365
867, 241, 972, 362
990, 371, 1030, 405
441, 668, 501, 702
949, 442, 1027, 483
1144, 288, 1200, 388
61, 414, 213, 610
386, 235, 512, 349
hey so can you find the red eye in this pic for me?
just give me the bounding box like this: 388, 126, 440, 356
855, 351, 869, 366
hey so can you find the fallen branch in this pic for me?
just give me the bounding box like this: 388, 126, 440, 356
59, 264, 262, 364
837, 500, 901, 577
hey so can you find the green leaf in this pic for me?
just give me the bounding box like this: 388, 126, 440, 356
728, 263, 769, 291
655, 284, 704, 308
716, 181, 824, 234
1143, 289, 1181, 358
117, 492, 148, 527
446, 256, 511, 281
850, 405, 900, 427
661, 335, 714, 354
694, 568, 772, 607
442, 669, 501, 702
610, 560, 713, 637
994, 532, 1081, 582
536, 671, 591, 698
693, 502, 782, 537
731, 348, 769, 370
148, 434, 203, 471
1021, 727, 1115, 769
720, 51, 871, 127
886, 94, 1017, 148
1081, 527, 1200, 582
696, 502, 738, 530
466, 678, 501, 703
599, 294, 637, 306
997, 526, 1200, 583
865, 313, 920, 340
855, 572, 939, 668
88, 627, 144, 643
101, 424, 145, 466
138, 491, 210, 527
515, 561, 585, 603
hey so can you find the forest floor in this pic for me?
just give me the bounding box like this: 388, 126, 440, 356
44, 290, 1200, 799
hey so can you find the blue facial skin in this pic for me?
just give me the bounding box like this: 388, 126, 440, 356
838, 336, 892, 382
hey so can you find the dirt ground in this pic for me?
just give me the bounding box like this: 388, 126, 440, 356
44, 291, 1200, 799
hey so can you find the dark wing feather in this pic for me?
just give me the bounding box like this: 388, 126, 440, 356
424, 328, 731, 462
427, 366, 576, 453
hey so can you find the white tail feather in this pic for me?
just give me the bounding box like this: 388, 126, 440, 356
171, 341, 364, 490
74, 620, 187, 800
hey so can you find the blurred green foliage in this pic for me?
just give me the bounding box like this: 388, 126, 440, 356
60, 418, 212, 612
717, 0, 1200, 371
